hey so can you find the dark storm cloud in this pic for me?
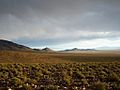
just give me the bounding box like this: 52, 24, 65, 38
0, 0, 120, 47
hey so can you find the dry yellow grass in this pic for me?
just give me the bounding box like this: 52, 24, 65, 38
0, 50, 120, 63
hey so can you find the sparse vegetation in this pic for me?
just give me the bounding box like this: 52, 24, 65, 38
0, 63, 120, 90
0, 51, 120, 90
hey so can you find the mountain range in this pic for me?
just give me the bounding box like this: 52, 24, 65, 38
0, 39, 54, 52
64, 48, 96, 52
2, 39, 119, 52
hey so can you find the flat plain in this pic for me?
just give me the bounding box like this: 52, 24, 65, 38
0, 50, 120, 63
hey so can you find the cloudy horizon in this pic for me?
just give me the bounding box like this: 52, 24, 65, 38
0, 0, 120, 50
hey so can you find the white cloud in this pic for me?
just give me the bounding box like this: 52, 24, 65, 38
49, 38, 120, 50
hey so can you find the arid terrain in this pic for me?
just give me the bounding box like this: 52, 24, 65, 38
0, 50, 120, 90
0, 40, 120, 90
0, 50, 120, 63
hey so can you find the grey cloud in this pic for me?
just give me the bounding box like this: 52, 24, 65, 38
0, 0, 120, 47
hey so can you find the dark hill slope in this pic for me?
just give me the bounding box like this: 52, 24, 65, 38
0, 39, 32, 51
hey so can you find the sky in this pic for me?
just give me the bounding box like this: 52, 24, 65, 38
0, 0, 120, 50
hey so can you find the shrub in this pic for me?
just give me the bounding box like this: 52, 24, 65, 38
90, 82, 107, 90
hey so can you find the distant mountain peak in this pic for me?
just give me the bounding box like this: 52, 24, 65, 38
42, 47, 54, 52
